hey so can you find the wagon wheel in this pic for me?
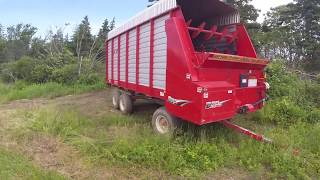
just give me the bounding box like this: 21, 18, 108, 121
152, 107, 180, 135
119, 93, 133, 114
112, 88, 121, 109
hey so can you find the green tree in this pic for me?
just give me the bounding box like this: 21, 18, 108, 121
5, 24, 37, 61
256, 4, 301, 66
90, 18, 115, 70
72, 16, 94, 58
224, 0, 261, 51
97, 18, 110, 46
257, 0, 320, 71
109, 18, 115, 31
30, 37, 48, 59
71, 16, 94, 75
225, 0, 260, 24
0, 24, 4, 39
0, 24, 6, 62
294, 0, 320, 71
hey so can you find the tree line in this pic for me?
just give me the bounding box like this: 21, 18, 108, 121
0, 0, 319, 85
0, 16, 115, 84
226, 0, 320, 72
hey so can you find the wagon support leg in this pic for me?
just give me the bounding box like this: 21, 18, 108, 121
221, 120, 272, 143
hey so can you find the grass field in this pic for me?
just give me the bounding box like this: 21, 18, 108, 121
0, 81, 105, 103
0, 89, 319, 179
23, 107, 319, 178
0, 63, 319, 179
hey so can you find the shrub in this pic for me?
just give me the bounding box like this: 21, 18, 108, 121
307, 109, 320, 124
12, 80, 28, 90
11, 56, 35, 80
0, 56, 35, 82
29, 64, 52, 83
43, 49, 76, 69
50, 64, 78, 84
266, 61, 301, 99
304, 82, 320, 107
77, 73, 101, 85
258, 61, 319, 125
0, 63, 16, 82
254, 97, 307, 126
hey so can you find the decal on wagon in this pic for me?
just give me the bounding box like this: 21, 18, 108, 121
205, 99, 231, 109
168, 96, 191, 107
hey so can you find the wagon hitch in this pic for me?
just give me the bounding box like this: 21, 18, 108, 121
221, 120, 272, 143
238, 96, 269, 114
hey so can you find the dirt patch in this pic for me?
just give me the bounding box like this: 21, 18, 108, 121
20, 134, 115, 179
0, 98, 49, 111
19, 133, 173, 179
205, 167, 254, 180
52, 90, 112, 118
0, 90, 111, 115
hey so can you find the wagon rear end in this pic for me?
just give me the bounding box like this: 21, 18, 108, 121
106, 0, 270, 139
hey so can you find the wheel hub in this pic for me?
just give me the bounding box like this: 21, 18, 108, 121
156, 115, 169, 134
119, 98, 125, 111
112, 96, 117, 106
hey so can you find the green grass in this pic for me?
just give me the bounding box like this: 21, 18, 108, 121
26, 108, 320, 178
0, 81, 105, 103
0, 147, 66, 180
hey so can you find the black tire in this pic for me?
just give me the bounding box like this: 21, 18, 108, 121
112, 88, 121, 109
152, 107, 180, 135
119, 93, 133, 114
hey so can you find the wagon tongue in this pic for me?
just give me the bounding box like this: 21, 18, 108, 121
221, 120, 272, 143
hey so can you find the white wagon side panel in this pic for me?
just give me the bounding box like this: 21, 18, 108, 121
107, 13, 170, 92
128, 29, 137, 84
139, 22, 151, 87
120, 34, 126, 82
107, 41, 112, 81
113, 38, 119, 81
153, 14, 169, 90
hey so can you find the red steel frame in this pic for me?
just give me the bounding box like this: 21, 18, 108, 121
106, 5, 269, 139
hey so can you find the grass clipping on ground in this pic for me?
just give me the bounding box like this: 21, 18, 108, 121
22, 107, 320, 178
0, 147, 66, 180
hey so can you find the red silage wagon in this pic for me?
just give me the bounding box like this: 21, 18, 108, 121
106, 0, 270, 141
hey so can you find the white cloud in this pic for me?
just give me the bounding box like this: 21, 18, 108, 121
252, 0, 294, 22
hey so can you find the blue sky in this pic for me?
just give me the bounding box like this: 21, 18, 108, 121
0, 0, 148, 37
0, 0, 293, 37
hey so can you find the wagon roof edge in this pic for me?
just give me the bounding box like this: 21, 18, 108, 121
107, 0, 237, 41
